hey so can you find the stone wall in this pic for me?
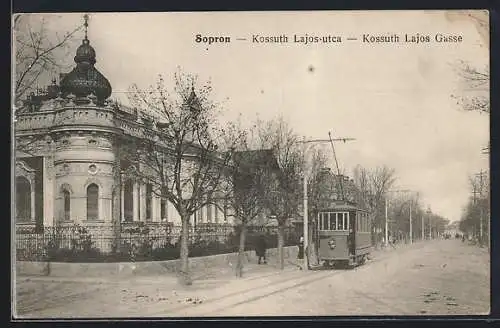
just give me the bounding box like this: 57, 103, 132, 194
16, 246, 299, 278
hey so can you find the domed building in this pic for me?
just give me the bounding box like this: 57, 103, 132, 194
14, 16, 237, 254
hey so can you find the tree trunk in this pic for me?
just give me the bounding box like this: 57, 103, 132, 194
277, 224, 285, 270
179, 215, 192, 285
236, 224, 247, 278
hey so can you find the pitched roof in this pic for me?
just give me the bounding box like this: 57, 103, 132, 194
233, 149, 280, 170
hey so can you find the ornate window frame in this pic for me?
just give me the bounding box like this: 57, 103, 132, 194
15, 161, 36, 224
58, 183, 73, 222
85, 182, 100, 222
16, 161, 36, 185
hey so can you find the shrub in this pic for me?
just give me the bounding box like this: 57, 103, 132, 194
22, 224, 300, 263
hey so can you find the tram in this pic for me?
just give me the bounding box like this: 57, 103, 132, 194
315, 200, 372, 268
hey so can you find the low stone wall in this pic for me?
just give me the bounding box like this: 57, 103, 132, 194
16, 246, 299, 278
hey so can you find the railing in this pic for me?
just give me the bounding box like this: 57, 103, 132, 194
15, 112, 56, 131
15, 223, 299, 262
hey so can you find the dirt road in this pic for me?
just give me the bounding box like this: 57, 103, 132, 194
14, 239, 489, 318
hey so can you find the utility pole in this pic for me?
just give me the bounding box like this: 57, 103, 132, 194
421, 213, 425, 241
475, 170, 488, 247
299, 134, 355, 270
427, 207, 432, 240
385, 197, 389, 247
409, 201, 412, 244
480, 145, 489, 249
471, 179, 478, 241
479, 171, 483, 247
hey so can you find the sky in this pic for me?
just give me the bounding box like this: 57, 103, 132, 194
16, 11, 489, 222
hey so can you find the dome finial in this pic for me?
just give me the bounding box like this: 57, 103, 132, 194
83, 14, 89, 40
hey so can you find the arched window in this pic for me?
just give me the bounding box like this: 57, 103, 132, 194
146, 183, 153, 221
16, 177, 31, 222
86, 183, 99, 221
124, 180, 134, 222
63, 190, 71, 221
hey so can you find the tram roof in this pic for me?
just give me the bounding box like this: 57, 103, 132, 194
318, 200, 369, 212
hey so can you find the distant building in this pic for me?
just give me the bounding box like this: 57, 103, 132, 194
293, 167, 362, 227
445, 221, 460, 236
232, 149, 281, 227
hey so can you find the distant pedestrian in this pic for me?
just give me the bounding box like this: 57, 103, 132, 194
255, 234, 267, 264
298, 236, 304, 260
297, 236, 305, 270
389, 236, 396, 249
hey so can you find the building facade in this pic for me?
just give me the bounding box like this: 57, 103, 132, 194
14, 20, 235, 249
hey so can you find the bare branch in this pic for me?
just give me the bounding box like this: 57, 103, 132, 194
14, 14, 83, 102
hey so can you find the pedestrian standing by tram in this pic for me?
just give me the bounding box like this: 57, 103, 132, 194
256, 234, 267, 264
297, 236, 305, 269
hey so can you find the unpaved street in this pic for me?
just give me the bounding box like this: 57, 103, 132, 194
14, 239, 489, 318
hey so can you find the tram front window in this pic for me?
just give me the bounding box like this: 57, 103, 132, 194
329, 213, 336, 230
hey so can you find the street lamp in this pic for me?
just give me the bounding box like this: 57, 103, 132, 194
426, 207, 432, 239
421, 209, 425, 241
398, 199, 414, 244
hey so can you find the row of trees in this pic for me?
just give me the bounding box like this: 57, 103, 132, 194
377, 191, 449, 243
351, 167, 449, 245
459, 171, 490, 247
453, 13, 490, 248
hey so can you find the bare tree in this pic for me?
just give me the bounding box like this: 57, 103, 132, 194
254, 116, 303, 270
306, 148, 331, 220
352, 165, 397, 247
389, 192, 421, 242
13, 14, 83, 104
452, 60, 489, 114
125, 70, 243, 285
228, 145, 277, 277
450, 12, 489, 115
460, 172, 490, 246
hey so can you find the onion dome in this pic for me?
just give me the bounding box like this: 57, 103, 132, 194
75, 38, 96, 65
59, 15, 112, 102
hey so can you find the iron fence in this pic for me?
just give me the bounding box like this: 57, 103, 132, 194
15, 223, 299, 262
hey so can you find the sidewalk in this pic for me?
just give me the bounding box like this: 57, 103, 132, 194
16, 253, 303, 289
16, 241, 417, 284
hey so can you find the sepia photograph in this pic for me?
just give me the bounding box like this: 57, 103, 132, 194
12, 10, 490, 318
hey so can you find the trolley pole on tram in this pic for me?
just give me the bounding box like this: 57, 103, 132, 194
300, 135, 355, 270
